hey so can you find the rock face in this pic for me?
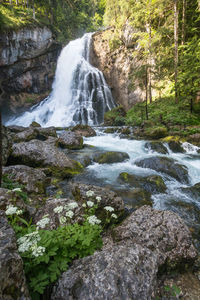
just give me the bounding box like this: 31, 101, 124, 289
52, 206, 197, 300
0, 211, 30, 300
3, 165, 48, 194
90, 28, 146, 110
57, 131, 83, 150
135, 156, 189, 183
8, 139, 82, 178
2, 126, 13, 166
0, 26, 61, 117
71, 125, 96, 137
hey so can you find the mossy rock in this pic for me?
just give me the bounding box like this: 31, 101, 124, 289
71, 124, 96, 137
144, 142, 168, 154
118, 172, 166, 194
144, 126, 168, 139
104, 128, 118, 134
94, 151, 129, 164
168, 141, 185, 153
116, 188, 152, 208
46, 161, 83, 179
30, 121, 41, 128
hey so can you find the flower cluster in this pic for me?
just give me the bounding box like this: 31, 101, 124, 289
87, 215, 101, 225
31, 245, 46, 258
104, 206, 114, 212
5, 204, 23, 216
65, 211, 74, 219
86, 190, 94, 197
53, 202, 79, 225
87, 201, 94, 207
17, 231, 42, 255
36, 216, 50, 229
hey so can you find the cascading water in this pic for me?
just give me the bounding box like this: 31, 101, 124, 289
6, 33, 115, 127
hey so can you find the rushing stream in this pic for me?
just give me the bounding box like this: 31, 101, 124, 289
67, 127, 200, 241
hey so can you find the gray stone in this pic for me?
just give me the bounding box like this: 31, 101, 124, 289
2, 126, 13, 166
144, 141, 169, 154
93, 151, 129, 164
9, 139, 82, 178
52, 206, 197, 300
71, 125, 96, 137
135, 156, 189, 184
0, 211, 30, 300
57, 131, 83, 150
3, 165, 48, 194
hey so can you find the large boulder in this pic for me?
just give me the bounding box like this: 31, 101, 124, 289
94, 151, 129, 164
13, 127, 57, 143
71, 124, 96, 137
168, 141, 185, 153
118, 172, 167, 194
3, 165, 49, 195
8, 139, 83, 178
57, 131, 83, 150
52, 206, 197, 300
135, 156, 189, 184
144, 141, 168, 155
0, 211, 30, 300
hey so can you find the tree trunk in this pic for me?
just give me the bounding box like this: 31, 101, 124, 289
148, 5, 152, 104
181, 0, 186, 45
174, 0, 179, 104
145, 65, 149, 120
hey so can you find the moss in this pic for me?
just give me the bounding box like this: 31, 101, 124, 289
94, 152, 129, 164
47, 161, 83, 179
144, 126, 168, 139
119, 172, 129, 182
104, 106, 126, 126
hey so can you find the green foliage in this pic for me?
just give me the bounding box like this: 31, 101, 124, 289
164, 285, 181, 297
104, 105, 126, 126
126, 97, 200, 128
22, 222, 102, 295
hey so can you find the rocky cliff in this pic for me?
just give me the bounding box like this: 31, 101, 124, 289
90, 28, 146, 111
0, 26, 62, 120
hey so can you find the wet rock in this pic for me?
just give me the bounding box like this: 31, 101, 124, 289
8, 139, 83, 178
181, 182, 200, 201
104, 127, 118, 134
118, 172, 167, 194
135, 156, 189, 184
2, 126, 13, 166
168, 141, 185, 153
7, 125, 27, 133
3, 165, 48, 194
52, 206, 197, 300
116, 188, 152, 208
0, 211, 30, 300
71, 124, 96, 137
57, 131, 83, 150
144, 141, 168, 154
94, 151, 129, 164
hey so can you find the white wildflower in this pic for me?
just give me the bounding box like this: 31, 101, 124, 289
17, 231, 41, 253
87, 201, 94, 208
65, 202, 78, 211
12, 187, 22, 192
65, 211, 74, 219
82, 203, 86, 208
104, 206, 114, 212
36, 217, 50, 229
87, 215, 101, 225
86, 190, 94, 197
96, 196, 101, 202
16, 209, 23, 215
53, 206, 64, 214
111, 213, 117, 219
59, 216, 67, 225
5, 204, 18, 216
31, 244, 45, 257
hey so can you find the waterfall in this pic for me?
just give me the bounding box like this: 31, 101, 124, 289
6, 33, 115, 127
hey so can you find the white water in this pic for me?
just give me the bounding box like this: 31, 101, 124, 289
84, 129, 200, 210
6, 33, 115, 127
